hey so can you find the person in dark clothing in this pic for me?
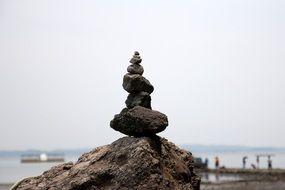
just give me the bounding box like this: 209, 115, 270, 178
205, 158, 209, 168
268, 156, 272, 169
215, 157, 219, 169
242, 156, 248, 169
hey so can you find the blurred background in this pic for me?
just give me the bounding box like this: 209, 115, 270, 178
0, 0, 285, 187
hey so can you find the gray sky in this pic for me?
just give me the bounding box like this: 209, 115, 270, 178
0, 0, 285, 150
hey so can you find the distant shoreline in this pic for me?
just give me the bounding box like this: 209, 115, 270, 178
206, 168, 285, 175
1, 144, 285, 157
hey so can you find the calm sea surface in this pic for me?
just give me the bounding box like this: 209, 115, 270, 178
0, 155, 78, 184
1, 152, 285, 184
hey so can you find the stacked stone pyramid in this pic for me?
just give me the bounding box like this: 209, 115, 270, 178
124, 51, 153, 109
110, 51, 168, 136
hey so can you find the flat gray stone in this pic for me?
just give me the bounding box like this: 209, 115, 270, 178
110, 106, 168, 136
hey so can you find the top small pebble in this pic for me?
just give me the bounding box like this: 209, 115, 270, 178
130, 51, 142, 64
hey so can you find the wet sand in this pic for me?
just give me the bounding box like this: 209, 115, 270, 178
201, 180, 285, 190
200, 168, 285, 190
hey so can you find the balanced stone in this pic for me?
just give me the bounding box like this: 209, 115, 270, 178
127, 64, 144, 75
125, 91, 151, 109
123, 73, 154, 94
110, 106, 168, 136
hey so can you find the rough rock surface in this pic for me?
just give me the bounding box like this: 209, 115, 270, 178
123, 74, 154, 94
12, 136, 200, 190
125, 91, 151, 109
110, 106, 168, 136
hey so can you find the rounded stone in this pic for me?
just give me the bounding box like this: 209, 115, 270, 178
123, 74, 154, 94
127, 64, 144, 75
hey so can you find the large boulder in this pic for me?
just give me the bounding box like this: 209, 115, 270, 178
12, 136, 200, 190
125, 91, 151, 109
110, 106, 168, 136
122, 74, 154, 94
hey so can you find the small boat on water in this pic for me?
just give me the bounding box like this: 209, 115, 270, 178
21, 153, 65, 163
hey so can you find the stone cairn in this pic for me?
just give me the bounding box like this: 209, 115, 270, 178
12, 51, 200, 190
110, 51, 168, 136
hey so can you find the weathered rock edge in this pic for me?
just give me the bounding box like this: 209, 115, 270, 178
12, 136, 200, 190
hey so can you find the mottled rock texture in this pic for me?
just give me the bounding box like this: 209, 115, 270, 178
123, 74, 154, 94
12, 136, 200, 190
110, 106, 168, 136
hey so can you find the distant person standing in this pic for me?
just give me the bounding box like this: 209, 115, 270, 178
215, 157, 220, 169
205, 158, 209, 168
268, 157, 272, 170
256, 155, 260, 169
242, 156, 248, 169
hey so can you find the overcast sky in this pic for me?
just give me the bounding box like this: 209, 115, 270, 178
0, 0, 285, 150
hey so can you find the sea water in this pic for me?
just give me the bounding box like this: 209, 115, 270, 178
0, 155, 78, 184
